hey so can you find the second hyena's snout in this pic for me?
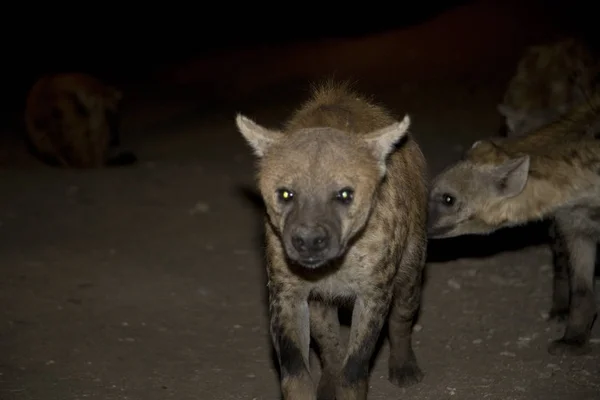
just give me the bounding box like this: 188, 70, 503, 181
285, 223, 339, 268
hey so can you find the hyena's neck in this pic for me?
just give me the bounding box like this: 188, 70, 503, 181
486, 166, 596, 227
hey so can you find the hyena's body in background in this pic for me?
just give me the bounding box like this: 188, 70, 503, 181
236, 81, 428, 399
24, 72, 137, 168
495, 36, 600, 337
497, 36, 600, 137
427, 96, 600, 356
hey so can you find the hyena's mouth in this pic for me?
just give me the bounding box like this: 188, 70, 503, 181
293, 256, 333, 270
426, 224, 458, 239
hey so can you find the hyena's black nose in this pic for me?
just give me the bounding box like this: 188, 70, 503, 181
291, 225, 329, 255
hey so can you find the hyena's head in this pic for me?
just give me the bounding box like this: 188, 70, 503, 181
497, 104, 561, 137
236, 113, 410, 269
427, 139, 530, 239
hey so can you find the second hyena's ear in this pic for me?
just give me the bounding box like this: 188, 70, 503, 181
497, 104, 517, 118
363, 114, 411, 176
235, 113, 284, 158
489, 155, 530, 198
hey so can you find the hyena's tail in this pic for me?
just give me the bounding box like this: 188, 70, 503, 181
106, 149, 138, 167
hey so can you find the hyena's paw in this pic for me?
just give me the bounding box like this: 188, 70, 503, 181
547, 307, 570, 322
316, 372, 336, 400
547, 337, 592, 356
388, 360, 424, 388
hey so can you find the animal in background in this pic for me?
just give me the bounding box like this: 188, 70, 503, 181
497, 36, 600, 138
24, 72, 137, 168
427, 95, 600, 356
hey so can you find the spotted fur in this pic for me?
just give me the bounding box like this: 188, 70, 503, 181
498, 37, 600, 137
236, 80, 428, 399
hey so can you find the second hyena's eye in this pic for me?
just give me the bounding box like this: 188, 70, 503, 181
277, 188, 295, 203
335, 187, 354, 204
441, 193, 455, 206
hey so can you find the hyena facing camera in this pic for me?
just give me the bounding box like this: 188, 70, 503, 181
236, 81, 428, 400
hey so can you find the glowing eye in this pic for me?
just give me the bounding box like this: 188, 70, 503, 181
277, 188, 294, 202
336, 187, 354, 204
441, 193, 455, 206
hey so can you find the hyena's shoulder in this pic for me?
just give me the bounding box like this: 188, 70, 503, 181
473, 95, 600, 175
27, 73, 122, 111
502, 37, 600, 114
24, 72, 124, 168
26, 72, 122, 121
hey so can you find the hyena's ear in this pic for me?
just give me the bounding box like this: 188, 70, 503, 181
363, 114, 411, 176
489, 155, 530, 198
235, 113, 284, 158
497, 104, 525, 132
496, 103, 515, 118
470, 139, 489, 150
470, 139, 504, 154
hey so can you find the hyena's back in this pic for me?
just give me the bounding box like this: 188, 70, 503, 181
24, 72, 132, 168
285, 81, 398, 134
504, 37, 599, 113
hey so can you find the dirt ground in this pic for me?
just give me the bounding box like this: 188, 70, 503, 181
1, 1, 600, 399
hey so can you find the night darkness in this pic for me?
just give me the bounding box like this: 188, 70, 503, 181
4, 0, 597, 94
4, 0, 597, 100
2, 0, 600, 398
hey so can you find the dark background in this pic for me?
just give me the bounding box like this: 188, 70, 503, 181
1, 0, 598, 135
5, 0, 597, 82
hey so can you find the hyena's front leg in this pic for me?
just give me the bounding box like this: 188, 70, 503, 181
270, 287, 315, 399
387, 252, 424, 388
547, 219, 571, 321
547, 228, 598, 356
336, 291, 392, 400
309, 301, 343, 400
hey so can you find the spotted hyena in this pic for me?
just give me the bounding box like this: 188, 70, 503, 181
235, 81, 428, 399
24, 72, 137, 168
427, 95, 600, 356
497, 36, 600, 137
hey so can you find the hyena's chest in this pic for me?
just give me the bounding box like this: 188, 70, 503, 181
307, 259, 391, 304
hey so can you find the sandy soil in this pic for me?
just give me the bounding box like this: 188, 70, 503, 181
1, 1, 599, 399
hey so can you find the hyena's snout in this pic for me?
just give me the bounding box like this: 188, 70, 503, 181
292, 224, 329, 254
285, 224, 339, 268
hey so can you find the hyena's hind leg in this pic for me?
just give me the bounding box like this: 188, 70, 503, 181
388, 238, 425, 388
548, 219, 571, 321
309, 301, 343, 400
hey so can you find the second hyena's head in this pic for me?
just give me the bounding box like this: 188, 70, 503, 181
497, 104, 562, 137
427, 140, 530, 239
236, 113, 410, 269
497, 37, 599, 137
